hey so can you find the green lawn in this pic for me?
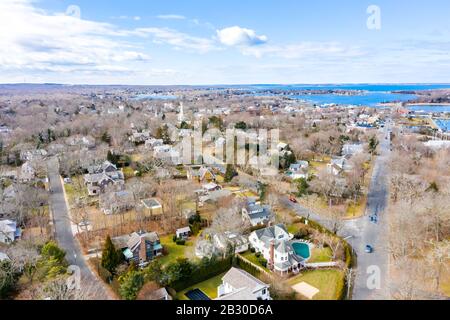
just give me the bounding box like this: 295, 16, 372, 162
240, 251, 270, 273
287, 269, 345, 300
309, 247, 333, 263
63, 177, 87, 205
158, 235, 195, 266
175, 272, 226, 300
122, 167, 135, 179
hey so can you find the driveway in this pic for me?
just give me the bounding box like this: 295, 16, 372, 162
47, 157, 113, 300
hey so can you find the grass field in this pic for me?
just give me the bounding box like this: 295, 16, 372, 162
309, 247, 333, 263
240, 251, 270, 273
175, 272, 226, 300
158, 235, 196, 266
287, 269, 345, 300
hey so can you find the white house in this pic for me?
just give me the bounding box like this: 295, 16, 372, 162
213, 231, 249, 254
0, 219, 21, 244
249, 224, 303, 274
242, 198, 272, 227
176, 227, 191, 240
327, 155, 353, 176
19, 162, 35, 182
286, 161, 309, 180
342, 143, 364, 156
215, 267, 271, 300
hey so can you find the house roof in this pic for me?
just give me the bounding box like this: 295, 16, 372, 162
0, 252, 9, 261
176, 226, 191, 234
127, 231, 160, 252
141, 198, 162, 209
217, 267, 269, 300
0, 219, 17, 233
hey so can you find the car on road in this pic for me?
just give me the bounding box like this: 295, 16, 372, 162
289, 195, 297, 203
365, 245, 374, 253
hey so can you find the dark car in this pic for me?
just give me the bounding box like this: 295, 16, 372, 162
365, 245, 374, 253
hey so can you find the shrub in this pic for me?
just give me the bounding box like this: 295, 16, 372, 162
294, 227, 310, 240
168, 257, 233, 292
176, 240, 186, 246
119, 270, 145, 300
257, 257, 268, 268
250, 247, 256, 253
172, 235, 178, 243
255, 252, 261, 258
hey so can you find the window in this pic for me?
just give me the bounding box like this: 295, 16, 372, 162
262, 289, 266, 295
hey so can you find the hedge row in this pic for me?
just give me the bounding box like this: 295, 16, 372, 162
234, 255, 261, 278
169, 257, 233, 292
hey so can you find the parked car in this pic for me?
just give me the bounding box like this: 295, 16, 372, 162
289, 195, 297, 203
365, 245, 374, 253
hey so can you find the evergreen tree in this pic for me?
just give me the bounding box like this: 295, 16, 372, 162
101, 131, 112, 145
295, 178, 309, 197
119, 270, 144, 300
224, 164, 236, 182
101, 235, 120, 274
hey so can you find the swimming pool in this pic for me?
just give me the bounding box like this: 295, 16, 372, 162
292, 242, 311, 260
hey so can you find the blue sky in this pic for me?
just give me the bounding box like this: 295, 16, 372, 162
1, 0, 450, 84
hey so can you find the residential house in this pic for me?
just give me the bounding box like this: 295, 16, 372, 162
187, 165, 215, 183
19, 162, 35, 182
286, 161, 309, 180
176, 227, 191, 240
0, 219, 21, 244
213, 231, 249, 254
195, 239, 218, 259
145, 138, 164, 150
201, 182, 221, 193
100, 190, 134, 215
215, 267, 271, 300
342, 143, 364, 156
327, 155, 353, 176
141, 198, 163, 219
129, 130, 151, 144
0, 252, 9, 262
84, 161, 124, 196
112, 231, 163, 267
242, 198, 272, 227
20, 149, 47, 162
198, 189, 232, 206
153, 145, 181, 165
138, 286, 172, 300
249, 224, 303, 274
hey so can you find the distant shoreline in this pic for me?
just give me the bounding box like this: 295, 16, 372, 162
405, 102, 450, 106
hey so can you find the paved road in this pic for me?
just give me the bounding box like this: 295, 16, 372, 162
351, 124, 391, 300
282, 123, 393, 300
47, 157, 112, 299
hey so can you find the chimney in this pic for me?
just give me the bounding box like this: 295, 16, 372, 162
269, 239, 275, 271
139, 236, 147, 262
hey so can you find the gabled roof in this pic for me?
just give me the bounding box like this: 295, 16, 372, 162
217, 267, 269, 300
127, 231, 160, 252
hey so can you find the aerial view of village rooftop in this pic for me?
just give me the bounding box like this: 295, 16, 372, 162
0, 0, 449, 310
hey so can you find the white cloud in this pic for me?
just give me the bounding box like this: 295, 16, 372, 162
241, 42, 365, 59
156, 14, 186, 20
0, 0, 150, 75
217, 26, 268, 46
134, 27, 219, 53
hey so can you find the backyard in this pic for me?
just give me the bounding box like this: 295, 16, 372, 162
287, 269, 345, 300
158, 235, 197, 266
175, 272, 226, 300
